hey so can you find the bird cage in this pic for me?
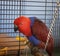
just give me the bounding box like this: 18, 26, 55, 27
0, 0, 60, 56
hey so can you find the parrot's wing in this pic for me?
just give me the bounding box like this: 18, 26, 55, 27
31, 18, 50, 42
31, 18, 54, 56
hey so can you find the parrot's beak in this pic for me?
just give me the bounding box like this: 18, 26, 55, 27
14, 25, 18, 32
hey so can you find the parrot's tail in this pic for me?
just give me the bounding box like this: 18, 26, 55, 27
46, 38, 54, 56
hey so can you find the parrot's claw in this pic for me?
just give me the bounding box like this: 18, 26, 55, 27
30, 45, 49, 56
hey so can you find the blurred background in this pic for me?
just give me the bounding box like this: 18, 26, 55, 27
0, 0, 60, 56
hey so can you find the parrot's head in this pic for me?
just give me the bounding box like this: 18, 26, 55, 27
14, 16, 32, 36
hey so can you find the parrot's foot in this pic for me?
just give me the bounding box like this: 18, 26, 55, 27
27, 42, 49, 56
34, 52, 44, 56
31, 47, 49, 56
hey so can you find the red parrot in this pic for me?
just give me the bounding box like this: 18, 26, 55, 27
14, 16, 54, 56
